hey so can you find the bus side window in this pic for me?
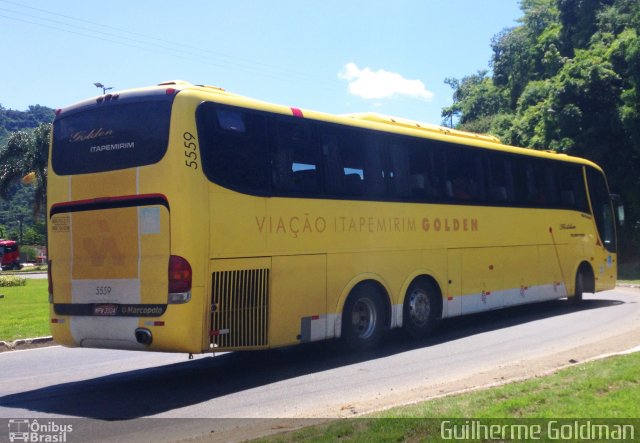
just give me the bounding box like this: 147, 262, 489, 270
197, 103, 270, 194
362, 136, 386, 198
271, 117, 320, 195
472, 154, 487, 202
429, 147, 447, 200
322, 132, 345, 195
529, 160, 549, 206
341, 138, 366, 197
511, 157, 529, 205
407, 139, 441, 201
321, 125, 385, 199
486, 155, 514, 203
555, 163, 588, 212
388, 142, 412, 199
543, 164, 558, 206
446, 147, 483, 203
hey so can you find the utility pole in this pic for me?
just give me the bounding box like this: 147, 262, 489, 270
17, 216, 23, 244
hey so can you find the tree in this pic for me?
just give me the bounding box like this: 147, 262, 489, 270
441, 71, 509, 133
443, 0, 640, 262
0, 123, 51, 219
0, 104, 54, 146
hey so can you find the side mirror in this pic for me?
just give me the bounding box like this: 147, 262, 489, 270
610, 194, 625, 226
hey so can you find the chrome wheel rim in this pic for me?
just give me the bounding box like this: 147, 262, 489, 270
408, 289, 431, 327
351, 297, 377, 339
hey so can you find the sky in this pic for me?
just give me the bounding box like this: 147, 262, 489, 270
0, 0, 523, 126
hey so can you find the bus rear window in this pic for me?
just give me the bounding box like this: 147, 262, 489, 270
52, 100, 172, 175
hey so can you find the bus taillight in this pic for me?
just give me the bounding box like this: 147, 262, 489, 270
168, 255, 192, 304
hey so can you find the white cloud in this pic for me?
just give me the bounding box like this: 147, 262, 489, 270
339, 62, 434, 101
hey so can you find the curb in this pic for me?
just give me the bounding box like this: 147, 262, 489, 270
617, 283, 640, 289
0, 336, 54, 352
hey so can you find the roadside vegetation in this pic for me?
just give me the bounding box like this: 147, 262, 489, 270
262, 352, 640, 442
1, 263, 48, 274
619, 261, 640, 285
0, 279, 49, 341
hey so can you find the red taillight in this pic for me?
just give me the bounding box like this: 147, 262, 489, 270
168, 255, 192, 293
165, 88, 177, 95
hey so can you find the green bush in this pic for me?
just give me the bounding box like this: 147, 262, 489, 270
21, 245, 38, 262
0, 275, 27, 287
619, 261, 640, 280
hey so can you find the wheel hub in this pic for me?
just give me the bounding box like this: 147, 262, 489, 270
351, 297, 377, 339
408, 289, 431, 326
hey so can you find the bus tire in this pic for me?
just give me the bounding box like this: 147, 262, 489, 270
570, 269, 585, 306
341, 282, 385, 351
402, 279, 438, 339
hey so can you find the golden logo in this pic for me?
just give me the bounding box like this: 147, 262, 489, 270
69, 128, 114, 143
82, 219, 126, 267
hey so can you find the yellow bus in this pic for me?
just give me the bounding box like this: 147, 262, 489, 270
48, 80, 620, 353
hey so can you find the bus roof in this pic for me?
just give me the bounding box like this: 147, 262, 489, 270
342, 112, 503, 144
66, 80, 602, 172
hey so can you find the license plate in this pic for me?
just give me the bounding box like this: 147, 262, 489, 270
94, 304, 118, 316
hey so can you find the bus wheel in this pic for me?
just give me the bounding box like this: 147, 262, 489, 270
570, 270, 585, 306
342, 283, 385, 351
403, 280, 438, 339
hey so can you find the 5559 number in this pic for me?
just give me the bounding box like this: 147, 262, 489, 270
183, 132, 199, 170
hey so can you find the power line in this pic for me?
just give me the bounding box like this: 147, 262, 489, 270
0, 0, 342, 92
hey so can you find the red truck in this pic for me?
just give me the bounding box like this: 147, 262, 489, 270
0, 239, 22, 271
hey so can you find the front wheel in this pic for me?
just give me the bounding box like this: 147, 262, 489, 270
570, 271, 585, 306
402, 280, 439, 339
341, 283, 385, 351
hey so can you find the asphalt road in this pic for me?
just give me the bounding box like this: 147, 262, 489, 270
1, 287, 639, 442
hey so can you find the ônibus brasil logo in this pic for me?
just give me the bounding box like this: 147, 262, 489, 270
7, 419, 73, 442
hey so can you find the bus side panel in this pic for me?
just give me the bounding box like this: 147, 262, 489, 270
588, 248, 617, 292
270, 254, 327, 346
538, 245, 567, 298
210, 189, 268, 258
444, 249, 462, 318
461, 247, 504, 314
503, 246, 539, 306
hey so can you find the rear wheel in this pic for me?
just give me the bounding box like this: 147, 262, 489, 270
403, 280, 439, 339
341, 283, 385, 351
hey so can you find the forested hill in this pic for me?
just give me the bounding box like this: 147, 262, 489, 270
443, 0, 640, 261
0, 104, 55, 146
0, 104, 54, 244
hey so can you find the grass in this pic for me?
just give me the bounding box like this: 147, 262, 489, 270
0, 279, 50, 341
261, 352, 640, 442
